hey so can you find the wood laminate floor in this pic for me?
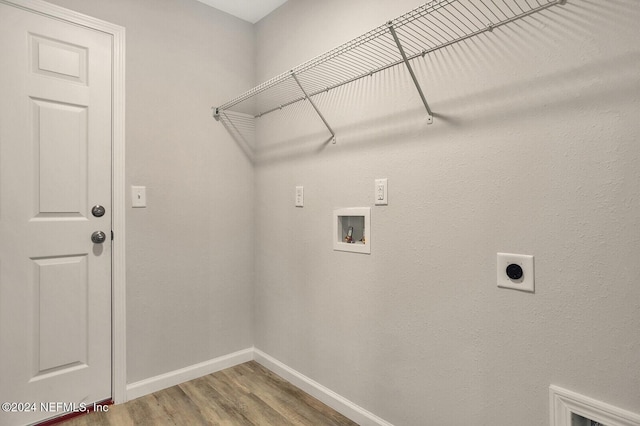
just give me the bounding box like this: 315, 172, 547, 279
57, 361, 358, 426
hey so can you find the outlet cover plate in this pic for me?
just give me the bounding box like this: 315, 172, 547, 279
497, 253, 534, 293
375, 178, 388, 205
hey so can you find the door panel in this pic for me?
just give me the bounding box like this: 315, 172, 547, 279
33, 255, 88, 376
32, 35, 88, 82
0, 3, 113, 425
32, 99, 88, 216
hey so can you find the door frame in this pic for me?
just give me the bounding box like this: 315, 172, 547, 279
0, 0, 127, 404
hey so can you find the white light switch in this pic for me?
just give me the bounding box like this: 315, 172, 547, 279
131, 186, 146, 208
375, 178, 387, 205
295, 186, 304, 207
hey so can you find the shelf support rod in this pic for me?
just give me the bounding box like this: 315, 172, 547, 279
387, 22, 433, 124
291, 71, 337, 144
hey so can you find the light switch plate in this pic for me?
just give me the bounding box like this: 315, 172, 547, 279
131, 186, 146, 208
295, 186, 304, 207
497, 253, 534, 293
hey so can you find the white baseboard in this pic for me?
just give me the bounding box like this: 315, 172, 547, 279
126, 347, 253, 401
254, 348, 394, 426
124, 347, 392, 426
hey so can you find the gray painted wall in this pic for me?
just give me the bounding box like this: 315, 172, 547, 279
45, 0, 256, 383
41, 0, 640, 424
253, 0, 640, 425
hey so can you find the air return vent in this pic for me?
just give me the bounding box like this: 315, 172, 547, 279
550, 385, 640, 426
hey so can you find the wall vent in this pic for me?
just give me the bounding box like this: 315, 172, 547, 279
550, 385, 640, 426
572, 413, 606, 426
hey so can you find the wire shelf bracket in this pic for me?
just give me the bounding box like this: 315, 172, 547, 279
291, 71, 337, 144
387, 21, 434, 124
213, 0, 568, 142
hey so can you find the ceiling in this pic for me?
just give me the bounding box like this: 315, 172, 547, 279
194, 0, 288, 24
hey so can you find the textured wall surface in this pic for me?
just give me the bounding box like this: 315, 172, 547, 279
253, 0, 640, 425
37, 0, 640, 424
45, 0, 256, 384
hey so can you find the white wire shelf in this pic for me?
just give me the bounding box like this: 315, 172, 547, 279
214, 0, 566, 141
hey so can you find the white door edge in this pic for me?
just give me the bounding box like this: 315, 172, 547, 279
0, 0, 127, 405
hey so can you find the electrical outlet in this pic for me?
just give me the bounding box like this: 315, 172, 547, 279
375, 178, 387, 205
497, 253, 534, 293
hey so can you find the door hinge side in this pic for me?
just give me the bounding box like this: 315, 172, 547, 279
111, 230, 114, 241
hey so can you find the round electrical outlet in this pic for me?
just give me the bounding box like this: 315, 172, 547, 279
506, 263, 523, 280
497, 253, 534, 292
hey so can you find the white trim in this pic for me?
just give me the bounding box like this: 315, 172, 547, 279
1, 0, 127, 405
550, 385, 640, 426
254, 348, 394, 426
110, 17, 127, 405
126, 348, 254, 401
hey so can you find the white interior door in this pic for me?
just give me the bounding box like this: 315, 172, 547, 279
0, 3, 113, 425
